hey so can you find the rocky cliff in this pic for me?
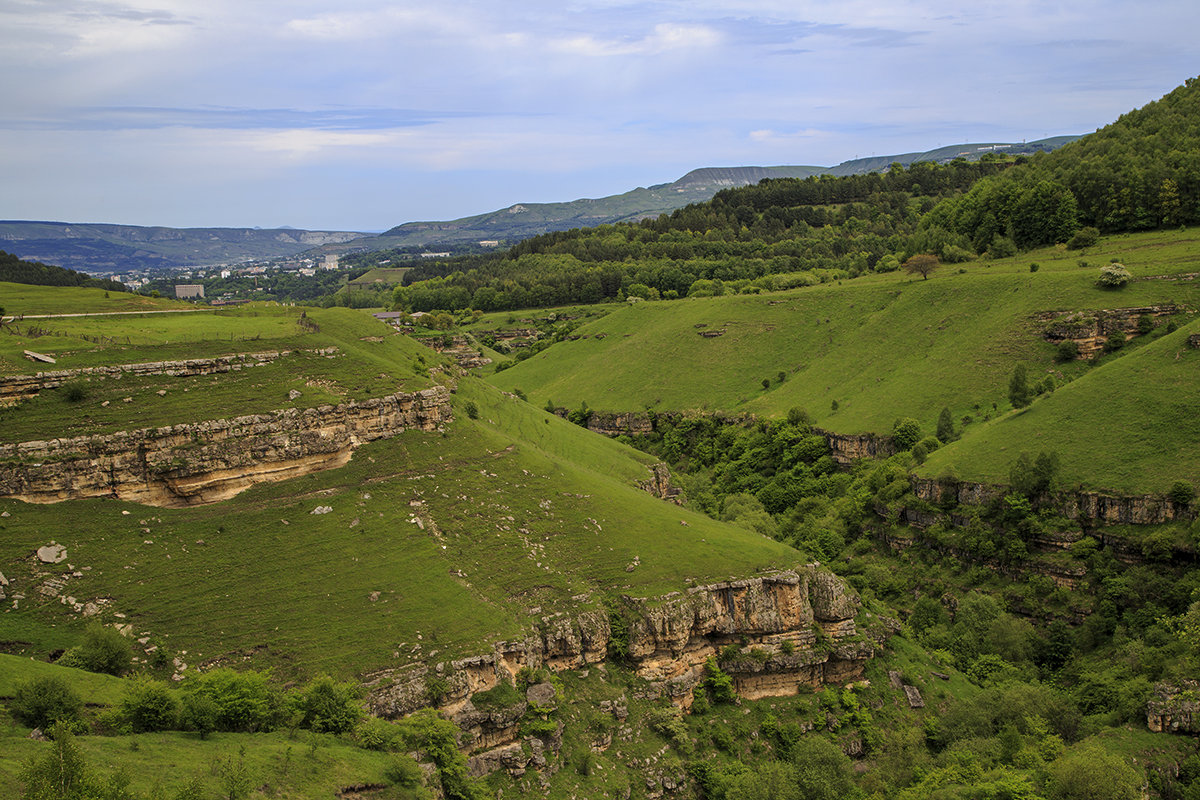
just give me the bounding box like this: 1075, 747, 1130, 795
365, 566, 882, 729
912, 476, 1191, 526
816, 428, 896, 466
1036, 304, 1179, 359
0, 386, 452, 507
1147, 681, 1200, 734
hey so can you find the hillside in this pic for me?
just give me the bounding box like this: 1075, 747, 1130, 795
484, 227, 1200, 494
0, 220, 370, 273
315, 138, 1079, 257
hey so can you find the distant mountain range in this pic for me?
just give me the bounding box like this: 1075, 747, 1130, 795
0, 221, 369, 274
0, 136, 1078, 273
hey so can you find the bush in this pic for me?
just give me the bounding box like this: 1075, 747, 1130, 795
1056, 340, 1080, 361
295, 675, 362, 734
356, 716, 401, 751
1029, 262, 1040, 273
892, 418, 922, 450
76, 624, 133, 676
184, 668, 277, 733
1104, 331, 1127, 352
1096, 263, 1131, 288
1066, 226, 1100, 250
121, 677, 180, 732
180, 692, 218, 738
11, 676, 84, 729
463, 400, 479, 419
1169, 481, 1196, 505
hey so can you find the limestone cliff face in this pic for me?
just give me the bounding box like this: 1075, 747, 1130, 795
1036, 304, 1178, 359
816, 429, 896, 466
1147, 681, 1200, 734
587, 412, 655, 437
912, 477, 1190, 525
0, 386, 452, 507
365, 566, 879, 725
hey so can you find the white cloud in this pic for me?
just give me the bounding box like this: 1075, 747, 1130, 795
548, 23, 722, 57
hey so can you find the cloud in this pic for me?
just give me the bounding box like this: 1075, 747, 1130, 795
0, 106, 488, 132
547, 23, 723, 57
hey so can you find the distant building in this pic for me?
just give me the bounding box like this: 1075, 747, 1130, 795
479, 240, 500, 247
219, 269, 232, 279
175, 284, 205, 299
421, 252, 451, 258
323, 254, 340, 270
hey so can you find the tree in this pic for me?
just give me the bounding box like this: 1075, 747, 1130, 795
11, 676, 83, 730
1009, 364, 1031, 409
121, 678, 179, 733
1047, 743, 1141, 800
936, 407, 956, 442
902, 253, 940, 280
892, 418, 922, 450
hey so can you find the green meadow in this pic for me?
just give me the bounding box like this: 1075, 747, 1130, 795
487, 228, 1200, 494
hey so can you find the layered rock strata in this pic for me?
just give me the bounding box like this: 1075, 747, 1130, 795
912, 477, 1191, 526
1036, 304, 1179, 359
366, 566, 878, 727
1147, 681, 1200, 734
0, 386, 451, 507
0, 350, 336, 405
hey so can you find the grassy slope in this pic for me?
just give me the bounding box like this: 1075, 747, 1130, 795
919, 317, 1200, 493
0, 305, 437, 440
487, 228, 1200, 492
0, 292, 799, 682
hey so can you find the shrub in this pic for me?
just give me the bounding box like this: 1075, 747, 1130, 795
1029, 262, 1040, 273
1066, 226, 1100, 250
180, 691, 218, 738
987, 236, 1018, 259
356, 715, 400, 751
121, 677, 180, 732
1136, 314, 1155, 334
11, 676, 83, 729
295, 675, 362, 734
1096, 263, 1131, 288
1169, 481, 1196, 505
910, 442, 929, 464
463, 400, 479, 419
76, 624, 133, 676
1056, 340, 1080, 362
892, 418, 922, 450
61, 382, 88, 403
184, 668, 277, 732
1104, 331, 1127, 352
1008, 365, 1031, 409
936, 407, 956, 442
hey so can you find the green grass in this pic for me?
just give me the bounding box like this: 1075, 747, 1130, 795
919, 317, 1200, 493
0, 726, 420, 800
0, 306, 437, 441
0, 653, 127, 705
0, 372, 799, 681
486, 228, 1200, 494
0, 282, 193, 317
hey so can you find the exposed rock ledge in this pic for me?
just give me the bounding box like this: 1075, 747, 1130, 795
1147, 681, 1200, 734
365, 566, 884, 729
912, 476, 1192, 526
0, 386, 452, 507
0, 349, 337, 406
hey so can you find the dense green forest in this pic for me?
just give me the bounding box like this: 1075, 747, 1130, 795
0, 251, 126, 295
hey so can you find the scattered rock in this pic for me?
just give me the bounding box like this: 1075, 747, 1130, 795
37, 543, 68, 564
526, 682, 558, 710
288, 389, 302, 400
311, 506, 333, 515
29, 728, 49, 741
156, 389, 167, 396
903, 685, 925, 708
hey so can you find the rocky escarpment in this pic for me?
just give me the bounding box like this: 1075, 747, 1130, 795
1147, 681, 1200, 734
1036, 304, 1180, 359
815, 428, 896, 466
912, 476, 1192, 526
365, 566, 882, 729
0, 350, 335, 406
0, 386, 452, 507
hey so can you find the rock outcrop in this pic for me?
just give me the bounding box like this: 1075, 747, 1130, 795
912, 477, 1191, 526
0, 386, 452, 507
587, 412, 654, 437
1036, 305, 1179, 359
1147, 681, 1200, 734
0, 350, 335, 405
816, 429, 895, 466
365, 566, 879, 724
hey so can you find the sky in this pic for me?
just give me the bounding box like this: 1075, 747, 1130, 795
1, 1, 1197, 232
